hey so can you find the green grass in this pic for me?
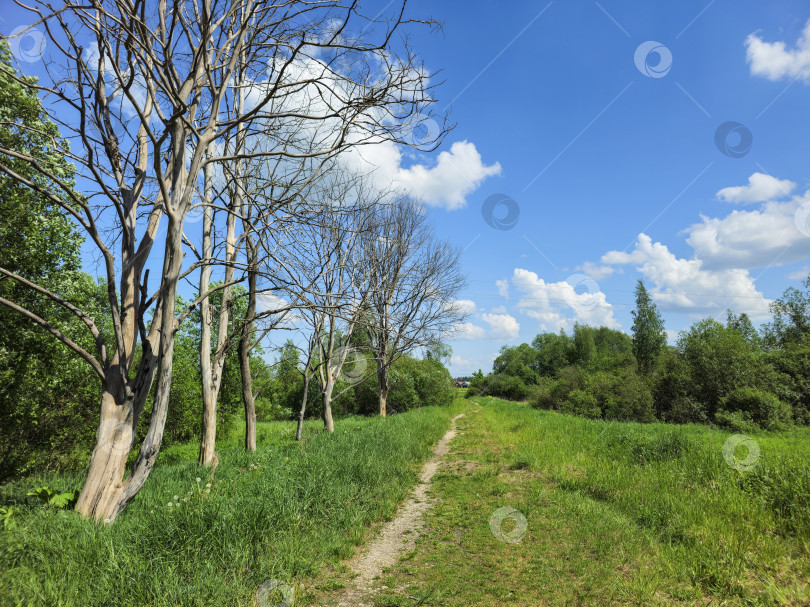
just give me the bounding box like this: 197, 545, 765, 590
0, 404, 464, 606
368, 397, 810, 606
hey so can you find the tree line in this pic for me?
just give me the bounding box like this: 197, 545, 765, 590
469, 280, 810, 431
0, 1, 465, 522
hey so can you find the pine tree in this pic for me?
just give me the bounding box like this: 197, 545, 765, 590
631, 280, 666, 374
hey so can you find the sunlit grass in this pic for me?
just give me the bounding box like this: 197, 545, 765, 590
0, 404, 464, 607
368, 396, 810, 606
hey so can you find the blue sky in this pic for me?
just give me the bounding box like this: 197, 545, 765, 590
4, 1, 810, 378
386, 0, 810, 376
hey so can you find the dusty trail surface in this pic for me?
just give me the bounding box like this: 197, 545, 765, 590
332, 412, 466, 607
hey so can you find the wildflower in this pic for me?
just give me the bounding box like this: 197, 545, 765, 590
205, 488, 210, 494
168, 502, 173, 507
173, 495, 179, 501
206, 483, 212, 488
183, 497, 188, 502
196, 477, 201, 483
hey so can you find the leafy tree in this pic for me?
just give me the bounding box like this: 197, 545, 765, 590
572, 323, 596, 369
631, 280, 666, 374
530, 331, 572, 377
0, 40, 99, 480
677, 318, 757, 418
763, 277, 810, 348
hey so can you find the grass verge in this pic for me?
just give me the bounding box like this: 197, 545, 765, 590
0, 403, 464, 606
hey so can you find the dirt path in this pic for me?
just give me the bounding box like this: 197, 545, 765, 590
332, 412, 467, 607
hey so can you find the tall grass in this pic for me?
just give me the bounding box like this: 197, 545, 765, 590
0, 405, 462, 606
490, 397, 810, 601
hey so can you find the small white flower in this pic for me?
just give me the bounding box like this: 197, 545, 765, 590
196, 477, 201, 483
168, 502, 173, 507
205, 488, 210, 494
183, 497, 188, 502
205, 483, 212, 488
174, 495, 179, 500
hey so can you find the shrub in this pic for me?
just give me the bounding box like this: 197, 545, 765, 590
484, 374, 530, 401
528, 383, 555, 410
718, 387, 793, 431
560, 389, 601, 419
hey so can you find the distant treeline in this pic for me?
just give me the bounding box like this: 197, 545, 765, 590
468, 279, 810, 431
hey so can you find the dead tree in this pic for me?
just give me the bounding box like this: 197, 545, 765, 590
362, 197, 467, 416
0, 0, 443, 520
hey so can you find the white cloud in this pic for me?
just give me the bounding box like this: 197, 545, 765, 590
454, 299, 478, 316
449, 354, 473, 370
716, 172, 796, 204
491, 305, 508, 314
684, 190, 810, 270
496, 279, 509, 299
746, 19, 810, 82
788, 266, 810, 281
452, 322, 486, 340
602, 234, 771, 317
481, 312, 520, 340
511, 268, 619, 332
577, 261, 616, 280
347, 140, 501, 210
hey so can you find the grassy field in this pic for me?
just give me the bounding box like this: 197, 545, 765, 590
0, 403, 464, 606
362, 397, 810, 607
3, 397, 809, 606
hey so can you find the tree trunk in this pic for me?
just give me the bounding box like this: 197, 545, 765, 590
76, 216, 182, 521
239, 249, 258, 451
322, 379, 335, 433
198, 156, 217, 466
377, 363, 389, 417
296, 372, 311, 441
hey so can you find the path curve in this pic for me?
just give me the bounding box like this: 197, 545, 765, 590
333, 413, 466, 607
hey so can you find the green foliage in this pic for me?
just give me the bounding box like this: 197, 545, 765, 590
717, 387, 793, 431
26, 486, 79, 509
631, 279, 666, 374
677, 318, 758, 418
560, 389, 601, 419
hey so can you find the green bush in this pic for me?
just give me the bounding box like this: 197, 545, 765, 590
560, 389, 601, 419
718, 387, 793, 431
483, 374, 530, 401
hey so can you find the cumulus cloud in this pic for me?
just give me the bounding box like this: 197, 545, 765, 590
481, 312, 520, 340
685, 190, 810, 270
454, 299, 478, 316
510, 268, 619, 332
746, 19, 810, 82
496, 279, 509, 299
602, 234, 771, 317
346, 140, 501, 210
452, 322, 487, 340
577, 261, 616, 280
716, 172, 796, 204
